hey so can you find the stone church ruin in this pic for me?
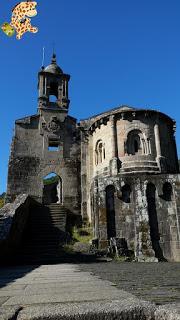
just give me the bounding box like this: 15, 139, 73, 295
0, 54, 180, 262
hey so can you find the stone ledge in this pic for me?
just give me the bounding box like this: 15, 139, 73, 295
2, 299, 156, 320
0, 298, 180, 320
155, 304, 180, 320
0, 306, 22, 320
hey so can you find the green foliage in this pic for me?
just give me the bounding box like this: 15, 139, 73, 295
62, 244, 75, 254
72, 226, 93, 244
43, 176, 59, 185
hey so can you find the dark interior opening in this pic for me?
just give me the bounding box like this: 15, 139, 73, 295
121, 184, 131, 203
106, 185, 116, 239
43, 173, 62, 205
146, 183, 167, 261
49, 82, 58, 99
134, 139, 139, 153
162, 182, 172, 201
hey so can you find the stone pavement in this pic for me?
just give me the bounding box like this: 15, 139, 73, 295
80, 262, 180, 305
0, 264, 137, 307
0, 263, 179, 320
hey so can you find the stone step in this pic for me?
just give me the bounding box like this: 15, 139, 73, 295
27, 221, 66, 228
27, 216, 67, 222
121, 166, 159, 172
28, 218, 67, 224
20, 204, 70, 261
48, 211, 68, 214
27, 222, 66, 227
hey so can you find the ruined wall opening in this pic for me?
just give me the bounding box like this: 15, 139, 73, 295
106, 185, 116, 239
162, 182, 172, 201
43, 172, 62, 204
121, 184, 131, 203
146, 183, 166, 261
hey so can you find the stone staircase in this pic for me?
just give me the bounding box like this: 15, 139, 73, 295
20, 203, 68, 262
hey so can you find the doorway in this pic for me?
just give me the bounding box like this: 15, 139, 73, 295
43, 173, 62, 204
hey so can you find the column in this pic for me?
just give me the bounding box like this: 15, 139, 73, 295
154, 124, 161, 157
44, 77, 47, 96
39, 75, 44, 97
110, 115, 117, 158
141, 139, 145, 154
147, 138, 151, 154
98, 190, 108, 249
110, 115, 118, 175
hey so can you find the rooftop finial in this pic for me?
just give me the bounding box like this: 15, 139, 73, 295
51, 53, 57, 64
41, 47, 45, 70
51, 41, 56, 64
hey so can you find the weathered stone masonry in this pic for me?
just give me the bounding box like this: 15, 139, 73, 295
6, 55, 81, 215
80, 106, 180, 261
5, 55, 180, 261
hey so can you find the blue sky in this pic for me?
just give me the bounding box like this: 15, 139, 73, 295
0, 0, 180, 193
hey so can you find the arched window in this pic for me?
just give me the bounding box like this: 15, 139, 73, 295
99, 142, 103, 163
95, 140, 105, 165
126, 130, 143, 155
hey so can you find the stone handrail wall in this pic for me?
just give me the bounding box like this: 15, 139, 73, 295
0, 194, 36, 258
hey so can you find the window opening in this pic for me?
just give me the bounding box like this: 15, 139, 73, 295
49, 95, 57, 102
95, 140, 105, 165
48, 139, 59, 151
126, 130, 144, 155
99, 143, 103, 163
121, 184, 131, 203
162, 182, 172, 201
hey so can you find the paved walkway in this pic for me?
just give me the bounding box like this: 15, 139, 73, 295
0, 263, 179, 320
0, 264, 135, 307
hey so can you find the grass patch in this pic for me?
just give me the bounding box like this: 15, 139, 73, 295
72, 226, 93, 244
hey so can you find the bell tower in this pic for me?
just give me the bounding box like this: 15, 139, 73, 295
38, 54, 70, 111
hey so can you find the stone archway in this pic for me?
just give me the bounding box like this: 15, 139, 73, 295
43, 173, 62, 205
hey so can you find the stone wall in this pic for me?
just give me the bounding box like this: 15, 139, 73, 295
0, 195, 35, 258
6, 112, 81, 214
90, 173, 180, 261
80, 106, 180, 261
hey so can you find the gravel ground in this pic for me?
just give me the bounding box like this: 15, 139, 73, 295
79, 262, 180, 305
